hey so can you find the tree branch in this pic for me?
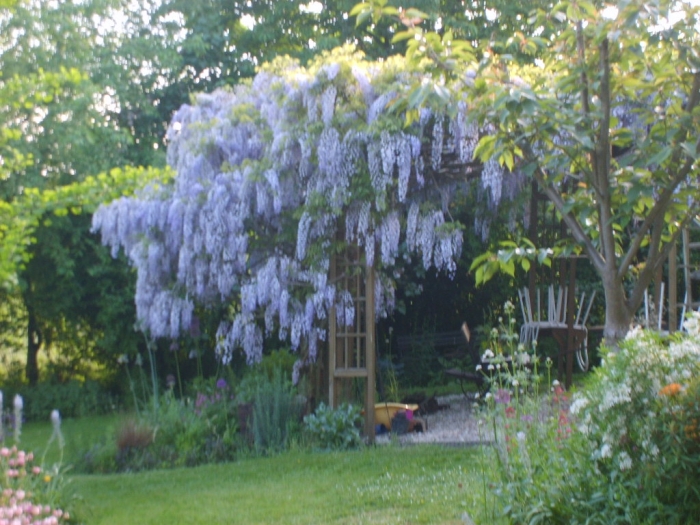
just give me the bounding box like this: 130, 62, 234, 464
618, 71, 700, 276
594, 38, 618, 282
532, 165, 606, 273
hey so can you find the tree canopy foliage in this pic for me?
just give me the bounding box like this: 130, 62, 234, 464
357, 0, 700, 342
0, 0, 177, 381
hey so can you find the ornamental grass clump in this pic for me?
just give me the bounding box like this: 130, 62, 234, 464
251, 368, 303, 454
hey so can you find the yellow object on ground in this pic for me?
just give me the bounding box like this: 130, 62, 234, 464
373, 402, 419, 430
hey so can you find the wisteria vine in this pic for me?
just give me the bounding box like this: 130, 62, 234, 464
92, 49, 516, 365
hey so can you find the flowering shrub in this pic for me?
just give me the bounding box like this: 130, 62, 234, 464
480, 311, 700, 524
567, 319, 700, 523
0, 447, 71, 524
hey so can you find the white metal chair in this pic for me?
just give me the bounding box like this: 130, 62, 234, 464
518, 285, 595, 371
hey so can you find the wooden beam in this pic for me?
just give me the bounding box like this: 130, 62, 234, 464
365, 266, 376, 443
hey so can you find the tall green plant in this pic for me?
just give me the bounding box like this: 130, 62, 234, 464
251, 368, 302, 454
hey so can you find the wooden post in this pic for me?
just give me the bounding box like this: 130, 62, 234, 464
565, 258, 577, 389
557, 258, 566, 380
365, 267, 376, 443
528, 182, 539, 309
329, 255, 337, 408
669, 242, 678, 333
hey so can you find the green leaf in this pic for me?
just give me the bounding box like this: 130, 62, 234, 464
349, 2, 370, 16
502, 259, 515, 277
681, 142, 698, 160
647, 146, 672, 166
501, 149, 514, 171
473, 135, 498, 162
392, 30, 416, 44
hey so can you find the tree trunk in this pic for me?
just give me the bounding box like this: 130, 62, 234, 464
602, 275, 633, 348
26, 305, 42, 386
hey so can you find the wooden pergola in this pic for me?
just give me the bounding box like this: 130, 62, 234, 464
328, 243, 376, 442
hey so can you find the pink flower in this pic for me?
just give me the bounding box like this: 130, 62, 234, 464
495, 389, 511, 405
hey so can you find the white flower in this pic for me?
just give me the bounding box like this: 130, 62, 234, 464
512, 379, 519, 387
50, 409, 64, 449
475, 364, 482, 371
482, 349, 495, 360
518, 352, 531, 365
516, 431, 526, 442
487, 364, 495, 371
569, 396, 589, 415
117, 354, 129, 364
618, 451, 632, 471
485, 392, 493, 400
552, 379, 560, 387
600, 443, 612, 459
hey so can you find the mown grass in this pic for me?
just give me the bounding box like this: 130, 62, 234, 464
20, 413, 120, 466
71, 446, 486, 525
17, 415, 491, 525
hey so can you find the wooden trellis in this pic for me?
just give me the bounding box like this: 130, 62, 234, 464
329, 244, 376, 442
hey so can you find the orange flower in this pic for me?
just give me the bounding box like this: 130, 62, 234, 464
659, 383, 682, 397
684, 421, 700, 442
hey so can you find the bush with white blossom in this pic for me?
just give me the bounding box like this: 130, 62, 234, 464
479, 307, 700, 524
566, 314, 700, 522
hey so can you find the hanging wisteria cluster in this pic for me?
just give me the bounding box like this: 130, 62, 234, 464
92, 49, 513, 364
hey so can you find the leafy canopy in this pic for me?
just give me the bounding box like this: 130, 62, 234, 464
356, 0, 700, 339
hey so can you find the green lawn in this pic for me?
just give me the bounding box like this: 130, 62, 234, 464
71, 447, 485, 525
20, 413, 121, 467
18, 416, 493, 525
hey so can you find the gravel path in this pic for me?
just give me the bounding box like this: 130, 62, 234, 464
374, 394, 492, 446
